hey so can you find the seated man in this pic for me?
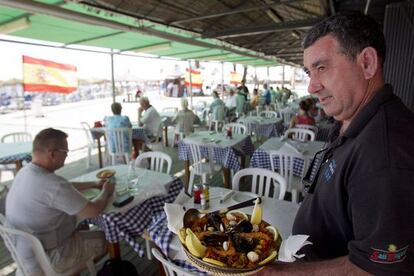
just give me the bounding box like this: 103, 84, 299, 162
138, 96, 161, 141
172, 98, 197, 143
6, 128, 114, 275
225, 88, 237, 112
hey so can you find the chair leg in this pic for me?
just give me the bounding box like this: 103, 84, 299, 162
145, 240, 152, 260
188, 171, 195, 194
291, 189, 298, 203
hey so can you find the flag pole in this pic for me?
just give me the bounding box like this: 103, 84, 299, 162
188, 60, 193, 109
111, 50, 116, 103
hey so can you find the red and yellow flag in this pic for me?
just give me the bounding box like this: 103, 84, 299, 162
229, 71, 242, 85
22, 55, 78, 93
184, 68, 203, 88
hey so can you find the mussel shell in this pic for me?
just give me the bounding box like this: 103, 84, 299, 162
233, 219, 253, 233
230, 233, 255, 253
202, 231, 228, 246
207, 213, 223, 231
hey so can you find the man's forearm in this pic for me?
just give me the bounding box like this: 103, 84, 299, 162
256, 256, 371, 276
72, 181, 97, 191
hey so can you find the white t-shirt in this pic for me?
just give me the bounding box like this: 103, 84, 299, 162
139, 105, 161, 137
225, 95, 237, 109
6, 163, 88, 273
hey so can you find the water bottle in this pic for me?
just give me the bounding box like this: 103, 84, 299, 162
127, 161, 138, 195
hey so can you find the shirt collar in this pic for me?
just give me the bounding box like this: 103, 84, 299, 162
343, 84, 393, 138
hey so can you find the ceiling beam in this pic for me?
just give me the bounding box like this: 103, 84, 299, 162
0, 0, 276, 62
202, 18, 322, 38
64, 31, 124, 46
169, 0, 303, 25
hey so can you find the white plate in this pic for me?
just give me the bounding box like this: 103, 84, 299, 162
231, 192, 259, 203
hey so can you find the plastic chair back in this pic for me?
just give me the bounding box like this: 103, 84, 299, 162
1, 132, 32, 143
285, 128, 315, 142
223, 123, 246, 135
151, 248, 196, 276
259, 111, 278, 119
134, 151, 172, 174
295, 124, 318, 136
0, 214, 96, 276
105, 128, 132, 165
232, 168, 286, 200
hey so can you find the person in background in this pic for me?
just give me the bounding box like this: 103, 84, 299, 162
237, 80, 249, 101
263, 83, 271, 106
138, 96, 161, 141
250, 88, 260, 109
258, 13, 414, 275
209, 90, 225, 114
269, 86, 277, 103
236, 88, 246, 116
225, 88, 237, 112
172, 98, 197, 139
6, 128, 113, 275
289, 100, 316, 128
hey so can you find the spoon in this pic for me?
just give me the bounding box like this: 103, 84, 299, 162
183, 197, 261, 228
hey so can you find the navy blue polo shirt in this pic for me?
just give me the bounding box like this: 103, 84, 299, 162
293, 84, 414, 275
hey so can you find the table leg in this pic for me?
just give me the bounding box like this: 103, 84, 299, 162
97, 137, 103, 168
240, 156, 246, 169
223, 168, 231, 189
108, 242, 121, 259
14, 160, 23, 172
184, 160, 190, 192
163, 126, 169, 147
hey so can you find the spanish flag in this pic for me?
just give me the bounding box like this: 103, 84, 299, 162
22, 56, 77, 93
184, 68, 203, 88
230, 71, 242, 85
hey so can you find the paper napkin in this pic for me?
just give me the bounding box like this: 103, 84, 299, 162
164, 203, 186, 235
278, 235, 312, 262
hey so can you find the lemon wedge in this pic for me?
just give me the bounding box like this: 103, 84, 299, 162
178, 228, 187, 244
226, 210, 249, 221
250, 198, 262, 225
265, 226, 279, 241
202, 257, 226, 267
258, 250, 277, 265
185, 228, 207, 258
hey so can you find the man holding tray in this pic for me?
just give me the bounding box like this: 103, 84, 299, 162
258, 13, 414, 275
6, 128, 114, 275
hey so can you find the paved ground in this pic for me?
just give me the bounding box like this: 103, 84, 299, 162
0, 91, 212, 182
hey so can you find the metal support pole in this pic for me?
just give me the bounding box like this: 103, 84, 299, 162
188, 60, 193, 108
110, 51, 116, 103
221, 61, 224, 99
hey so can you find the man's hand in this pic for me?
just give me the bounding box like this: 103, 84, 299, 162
138, 106, 144, 113
102, 180, 115, 197
95, 180, 105, 190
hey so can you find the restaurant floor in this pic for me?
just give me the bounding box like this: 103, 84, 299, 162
0, 140, 229, 275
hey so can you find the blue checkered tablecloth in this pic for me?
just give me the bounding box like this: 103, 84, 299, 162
148, 212, 207, 275
0, 142, 32, 164
238, 117, 284, 138
250, 149, 306, 177
178, 136, 255, 172
88, 177, 182, 257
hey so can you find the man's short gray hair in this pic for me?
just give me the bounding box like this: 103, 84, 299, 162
139, 96, 150, 105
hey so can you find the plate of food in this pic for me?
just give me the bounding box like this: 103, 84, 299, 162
96, 169, 116, 179
179, 201, 281, 274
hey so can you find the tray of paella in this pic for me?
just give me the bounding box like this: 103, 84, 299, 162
178, 199, 282, 275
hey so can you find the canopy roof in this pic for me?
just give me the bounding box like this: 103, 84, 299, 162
0, 0, 405, 67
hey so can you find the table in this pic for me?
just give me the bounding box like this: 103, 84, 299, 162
250, 137, 325, 176
91, 125, 149, 168
178, 131, 254, 189
238, 116, 283, 138
148, 187, 300, 269
70, 165, 183, 259
0, 142, 32, 172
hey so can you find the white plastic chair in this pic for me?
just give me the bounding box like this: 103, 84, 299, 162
223, 123, 247, 135
187, 143, 222, 194
238, 118, 259, 141
269, 150, 308, 203
0, 214, 97, 276
280, 108, 295, 127
0, 132, 32, 182
133, 151, 172, 175
1, 132, 32, 143
80, 122, 103, 168
232, 168, 286, 200
105, 127, 132, 165
295, 124, 318, 136
151, 248, 197, 276
284, 128, 315, 142
259, 111, 278, 119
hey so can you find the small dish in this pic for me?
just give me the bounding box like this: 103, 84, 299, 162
231, 191, 259, 203
96, 169, 116, 179
82, 188, 100, 200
